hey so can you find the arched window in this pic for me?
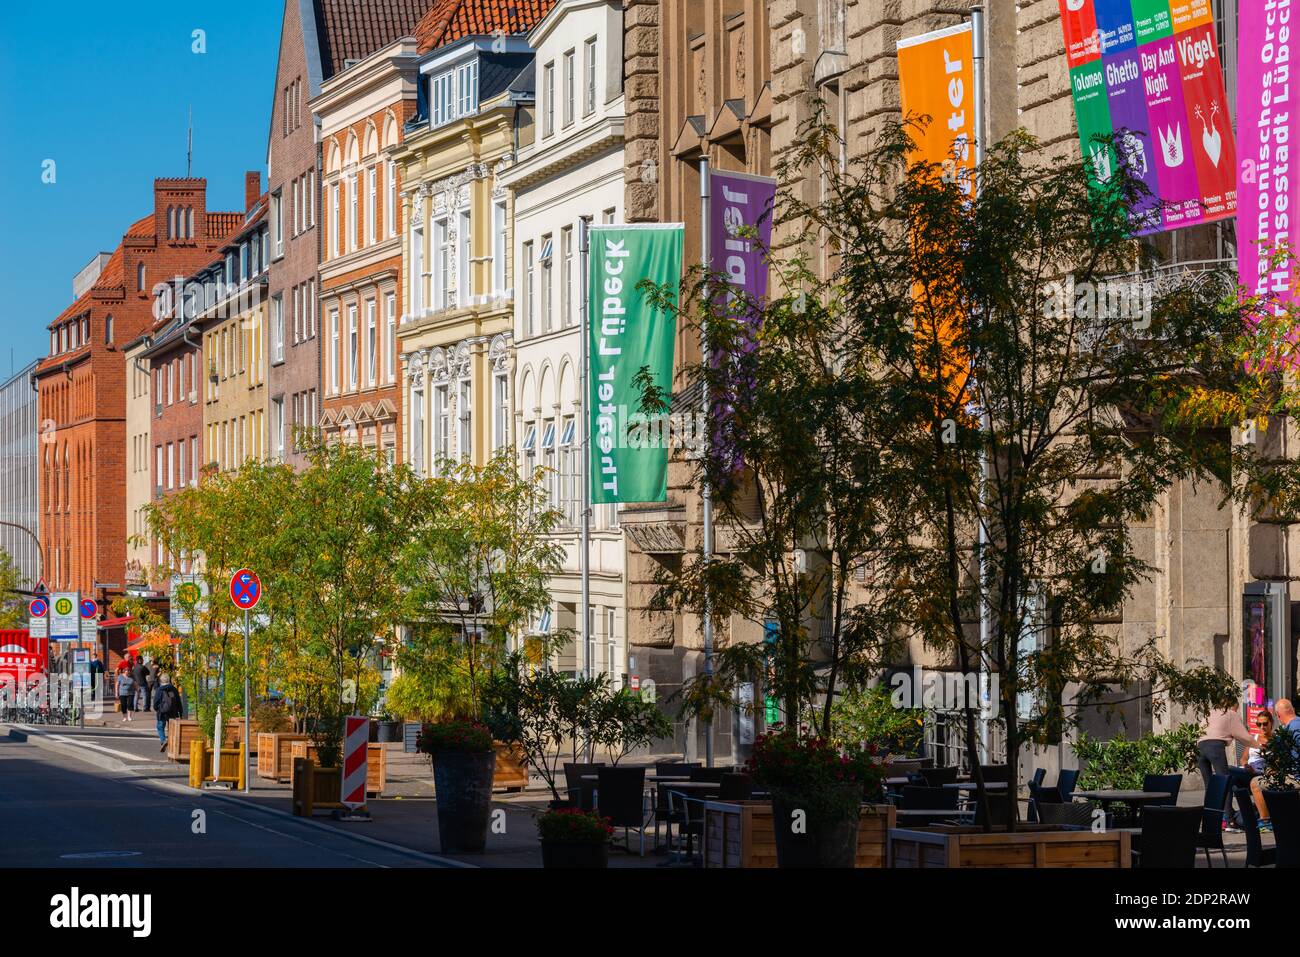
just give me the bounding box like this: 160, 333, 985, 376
186, 207, 194, 238
137, 262, 146, 292
166, 206, 175, 239
104, 315, 114, 344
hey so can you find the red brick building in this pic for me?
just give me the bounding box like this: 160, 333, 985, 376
35, 178, 242, 597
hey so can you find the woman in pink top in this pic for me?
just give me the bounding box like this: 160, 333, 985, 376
1196, 707, 1257, 789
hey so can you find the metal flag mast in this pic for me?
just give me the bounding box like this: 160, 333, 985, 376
971, 5, 990, 766
700, 158, 715, 768
579, 215, 592, 692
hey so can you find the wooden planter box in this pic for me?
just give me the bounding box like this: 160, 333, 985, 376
186, 739, 245, 789
166, 718, 252, 762
257, 732, 310, 781
493, 741, 528, 792
288, 740, 386, 795
703, 802, 896, 868
887, 825, 1131, 868
291, 759, 343, 817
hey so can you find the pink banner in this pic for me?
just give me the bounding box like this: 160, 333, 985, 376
1238, 2, 1298, 304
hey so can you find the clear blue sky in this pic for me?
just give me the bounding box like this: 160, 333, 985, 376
0, 1, 283, 378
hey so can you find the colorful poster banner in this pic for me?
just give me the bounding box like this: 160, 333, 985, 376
1057, 0, 1236, 235
897, 22, 977, 201
1238, 0, 1297, 303
587, 224, 684, 505
707, 169, 776, 473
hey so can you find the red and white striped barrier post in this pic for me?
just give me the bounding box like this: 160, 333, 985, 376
341, 716, 369, 814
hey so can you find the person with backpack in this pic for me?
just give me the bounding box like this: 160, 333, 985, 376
152, 673, 184, 751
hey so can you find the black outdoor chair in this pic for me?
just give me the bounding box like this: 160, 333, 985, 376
1263, 787, 1300, 868
1029, 767, 1047, 788
655, 761, 700, 777
1056, 768, 1080, 800
978, 764, 1011, 784
973, 792, 1015, 827
919, 766, 959, 788
1140, 773, 1182, 807
1131, 805, 1201, 868
689, 766, 728, 784
562, 762, 605, 810
1233, 786, 1277, 868
900, 785, 960, 812
1195, 773, 1230, 868
650, 762, 699, 844
719, 773, 754, 801
596, 766, 649, 856
1037, 800, 1096, 828
1028, 782, 1065, 823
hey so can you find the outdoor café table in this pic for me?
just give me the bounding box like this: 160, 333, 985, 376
942, 781, 1009, 790
1072, 789, 1170, 823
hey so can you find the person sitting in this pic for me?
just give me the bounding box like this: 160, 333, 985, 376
1244, 711, 1274, 830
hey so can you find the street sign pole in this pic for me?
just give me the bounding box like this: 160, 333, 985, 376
243, 608, 250, 793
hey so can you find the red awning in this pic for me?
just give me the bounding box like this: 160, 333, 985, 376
99, 615, 134, 628
127, 631, 180, 650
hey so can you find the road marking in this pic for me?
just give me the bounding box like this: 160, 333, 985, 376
38, 731, 151, 763
61, 850, 143, 860
203, 805, 389, 867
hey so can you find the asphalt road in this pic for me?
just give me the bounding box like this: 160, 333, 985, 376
0, 730, 443, 867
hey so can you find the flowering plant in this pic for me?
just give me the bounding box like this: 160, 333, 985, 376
416, 719, 493, 756
746, 726, 886, 817
536, 807, 614, 843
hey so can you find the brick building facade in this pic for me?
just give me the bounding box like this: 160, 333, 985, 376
35, 178, 241, 597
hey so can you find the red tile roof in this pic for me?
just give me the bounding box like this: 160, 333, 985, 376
415, 0, 557, 53
207, 211, 244, 239
317, 0, 440, 78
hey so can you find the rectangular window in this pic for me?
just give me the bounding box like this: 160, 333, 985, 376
563, 49, 575, 126
387, 162, 397, 237
411, 224, 425, 316
348, 175, 358, 252
585, 38, 597, 115
308, 279, 316, 337
178, 439, 186, 488
347, 305, 359, 390
493, 372, 509, 451
457, 60, 478, 117
457, 378, 472, 461
492, 200, 507, 296
366, 300, 377, 387
272, 294, 284, 363
411, 385, 425, 475
330, 184, 340, 258
540, 234, 553, 333
166, 363, 174, 405
523, 241, 535, 334
543, 62, 555, 136
273, 191, 284, 255
457, 210, 471, 305
155, 445, 162, 489
292, 285, 300, 344
431, 71, 453, 126
560, 417, 576, 524
434, 384, 450, 468
191, 436, 198, 486
329, 310, 340, 394
167, 442, 175, 490
293, 177, 301, 236
386, 294, 397, 382
434, 217, 450, 309
561, 226, 573, 327
367, 166, 377, 245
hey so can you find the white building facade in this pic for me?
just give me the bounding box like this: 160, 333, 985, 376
500, 0, 627, 684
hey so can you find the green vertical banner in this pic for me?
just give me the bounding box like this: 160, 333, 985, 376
1069, 59, 1114, 187
588, 224, 684, 505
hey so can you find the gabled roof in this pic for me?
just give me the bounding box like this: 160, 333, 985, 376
316, 0, 438, 80
415, 0, 557, 53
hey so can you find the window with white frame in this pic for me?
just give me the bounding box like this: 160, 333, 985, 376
347, 305, 359, 390
387, 161, 397, 237
367, 167, 377, 245
492, 200, 507, 296
411, 383, 425, 475
522, 423, 537, 480
348, 174, 358, 252
564, 50, 575, 126
156, 445, 163, 489
457, 60, 478, 117
430, 70, 453, 127
607, 609, 618, 686
272, 294, 284, 363
457, 377, 472, 461
434, 383, 450, 468
272, 396, 284, 460
434, 217, 451, 310
560, 416, 577, 524
585, 38, 598, 115
493, 371, 509, 451
457, 209, 471, 305
540, 420, 556, 505
385, 294, 396, 382
523, 241, 535, 336
561, 226, 574, 327
293, 177, 302, 236
543, 62, 555, 136
366, 300, 377, 387
411, 222, 425, 315
273, 191, 284, 255
167, 442, 174, 490
540, 235, 553, 332
329, 310, 340, 394
330, 183, 340, 258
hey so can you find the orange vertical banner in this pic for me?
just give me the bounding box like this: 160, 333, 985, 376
897, 22, 977, 407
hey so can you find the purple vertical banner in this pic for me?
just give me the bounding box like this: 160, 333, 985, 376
1137, 36, 1202, 229
1102, 48, 1162, 233
708, 169, 777, 476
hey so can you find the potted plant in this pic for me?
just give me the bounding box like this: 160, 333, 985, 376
1259, 724, 1300, 865
370, 712, 403, 743
418, 719, 496, 854
537, 807, 613, 868
746, 727, 885, 868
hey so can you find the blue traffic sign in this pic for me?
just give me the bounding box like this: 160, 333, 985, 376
29, 597, 47, 618
80, 598, 98, 619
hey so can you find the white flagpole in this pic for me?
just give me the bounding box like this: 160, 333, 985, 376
700, 159, 715, 768
579, 217, 592, 688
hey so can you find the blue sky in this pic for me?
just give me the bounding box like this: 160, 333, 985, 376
0, 1, 283, 378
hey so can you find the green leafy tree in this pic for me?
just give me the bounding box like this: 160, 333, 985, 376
0, 549, 27, 629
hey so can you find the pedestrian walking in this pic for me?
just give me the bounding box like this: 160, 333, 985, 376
115, 670, 136, 722
152, 673, 183, 752
88, 654, 104, 700
132, 657, 151, 713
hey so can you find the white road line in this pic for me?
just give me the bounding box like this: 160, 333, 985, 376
39, 732, 151, 763
203, 805, 389, 867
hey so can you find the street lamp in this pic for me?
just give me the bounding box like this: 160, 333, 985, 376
0, 519, 43, 588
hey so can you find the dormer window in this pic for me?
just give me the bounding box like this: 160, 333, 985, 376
429, 58, 479, 128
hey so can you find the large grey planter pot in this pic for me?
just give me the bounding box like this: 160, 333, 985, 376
433, 750, 496, 854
